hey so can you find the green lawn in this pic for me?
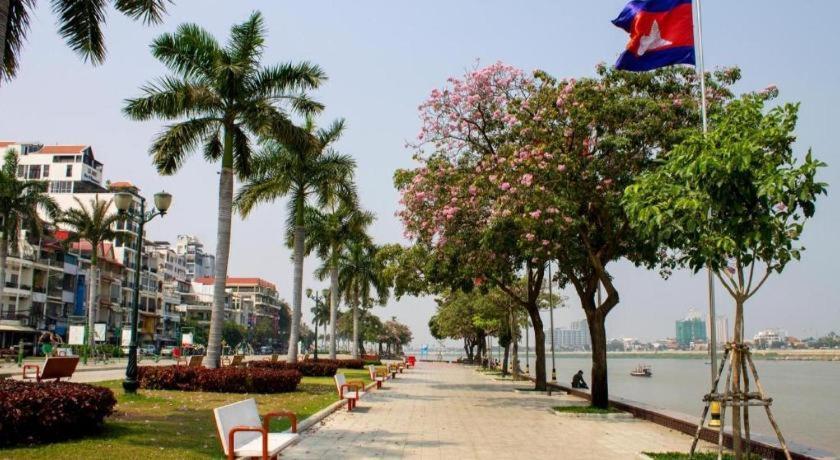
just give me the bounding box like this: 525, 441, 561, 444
644, 452, 761, 460
2, 368, 371, 459
553, 405, 621, 414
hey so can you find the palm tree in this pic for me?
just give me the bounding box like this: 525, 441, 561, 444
59, 196, 119, 350
0, 150, 58, 315
1, 0, 168, 83
306, 203, 373, 359
123, 11, 326, 368
337, 240, 389, 358
236, 117, 356, 363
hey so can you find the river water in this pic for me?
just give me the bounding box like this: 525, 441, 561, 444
422, 350, 839, 454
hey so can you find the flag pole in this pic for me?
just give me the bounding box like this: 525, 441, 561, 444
694, 0, 717, 388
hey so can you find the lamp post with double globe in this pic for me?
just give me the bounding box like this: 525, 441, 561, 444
115, 190, 172, 394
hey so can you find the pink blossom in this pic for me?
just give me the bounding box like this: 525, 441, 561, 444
557, 164, 567, 172
525, 233, 536, 242
529, 210, 542, 219
500, 182, 511, 191
563, 216, 573, 224
520, 174, 534, 187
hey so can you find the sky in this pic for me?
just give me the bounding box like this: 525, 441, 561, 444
1, 1, 838, 347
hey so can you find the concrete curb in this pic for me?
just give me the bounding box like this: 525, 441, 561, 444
293, 380, 379, 434
552, 409, 635, 420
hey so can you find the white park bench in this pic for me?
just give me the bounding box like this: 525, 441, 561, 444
213, 398, 298, 460
368, 365, 388, 389
334, 372, 365, 411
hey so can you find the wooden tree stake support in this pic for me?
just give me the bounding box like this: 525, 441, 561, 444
689, 343, 792, 460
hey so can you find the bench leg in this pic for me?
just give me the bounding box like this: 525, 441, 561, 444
376, 380, 382, 389
347, 399, 353, 411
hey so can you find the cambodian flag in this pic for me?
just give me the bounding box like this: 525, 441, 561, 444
613, 0, 695, 71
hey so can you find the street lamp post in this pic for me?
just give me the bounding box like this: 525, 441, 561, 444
306, 288, 322, 360
548, 262, 557, 382
116, 190, 172, 394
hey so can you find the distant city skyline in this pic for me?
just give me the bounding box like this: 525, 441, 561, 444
2, 1, 838, 346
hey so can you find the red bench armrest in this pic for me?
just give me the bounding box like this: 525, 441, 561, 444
227, 426, 266, 460
263, 411, 298, 433
340, 383, 361, 399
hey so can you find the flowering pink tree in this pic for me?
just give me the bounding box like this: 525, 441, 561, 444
397, 62, 563, 389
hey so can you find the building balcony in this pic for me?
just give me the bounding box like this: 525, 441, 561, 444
2, 285, 31, 297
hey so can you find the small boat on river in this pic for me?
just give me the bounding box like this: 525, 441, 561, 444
630, 364, 652, 377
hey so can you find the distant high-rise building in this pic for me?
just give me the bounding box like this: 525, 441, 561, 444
547, 318, 591, 351
175, 235, 215, 280
676, 308, 707, 347
706, 314, 730, 347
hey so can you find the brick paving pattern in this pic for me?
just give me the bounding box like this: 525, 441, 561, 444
284, 361, 718, 459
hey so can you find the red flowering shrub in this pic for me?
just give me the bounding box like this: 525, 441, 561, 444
248, 360, 339, 377
0, 380, 116, 447
333, 359, 365, 369
138, 366, 301, 393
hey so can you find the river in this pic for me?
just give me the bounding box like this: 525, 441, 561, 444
423, 351, 839, 454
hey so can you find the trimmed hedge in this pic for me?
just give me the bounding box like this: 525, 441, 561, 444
0, 380, 116, 447
138, 366, 302, 393
331, 359, 365, 369
248, 360, 339, 377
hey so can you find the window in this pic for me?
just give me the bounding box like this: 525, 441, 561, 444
42, 165, 50, 177
49, 181, 72, 193
27, 165, 40, 179
17, 165, 25, 177
66, 164, 73, 177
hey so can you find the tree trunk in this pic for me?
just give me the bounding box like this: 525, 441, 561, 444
287, 224, 305, 363
0, 0, 10, 80
586, 308, 609, 408
732, 298, 745, 458
351, 291, 360, 358
329, 262, 338, 359
526, 304, 547, 391
87, 265, 98, 349
502, 342, 510, 376
206, 133, 234, 369
0, 234, 6, 315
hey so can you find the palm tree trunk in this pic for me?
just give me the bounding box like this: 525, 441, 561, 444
0, 0, 9, 78
206, 131, 235, 369
287, 223, 305, 363
0, 234, 7, 315
87, 265, 98, 350
351, 288, 360, 359
329, 259, 338, 359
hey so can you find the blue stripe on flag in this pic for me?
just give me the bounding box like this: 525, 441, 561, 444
615, 46, 695, 71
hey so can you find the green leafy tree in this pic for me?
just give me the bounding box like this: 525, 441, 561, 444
306, 204, 373, 358
124, 11, 326, 368
1, 0, 169, 83
0, 150, 58, 315
222, 320, 246, 349
624, 91, 826, 456
60, 197, 120, 349
236, 117, 355, 363
336, 240, 389, 358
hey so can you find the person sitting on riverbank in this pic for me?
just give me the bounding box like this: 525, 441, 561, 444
572, 370, 588, 389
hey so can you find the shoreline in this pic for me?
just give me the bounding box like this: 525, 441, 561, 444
415, 349, 840, 362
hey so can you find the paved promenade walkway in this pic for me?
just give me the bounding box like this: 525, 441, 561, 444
285, 362, 716, 459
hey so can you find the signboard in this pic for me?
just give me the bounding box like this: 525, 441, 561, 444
68, 325, 86, 345
94, 323, 107, 342
121, 327, 133, 347
181, 332, 194, 346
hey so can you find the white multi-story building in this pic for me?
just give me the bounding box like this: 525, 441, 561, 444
706, 314, 730, 347
176, 235, 215, 280
753, 328, 787, 348
13, 143, 104, 194
547, 319, 591, 351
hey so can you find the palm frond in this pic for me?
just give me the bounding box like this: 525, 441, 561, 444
151, 22, 221, 79
123, 77, 222, 120
51, 0, 108, 64
227, 11, 265, 73
1, 0, 35, 83
113, 0, 169, 25
248, 61, 327, 102
150, 117, 219, 174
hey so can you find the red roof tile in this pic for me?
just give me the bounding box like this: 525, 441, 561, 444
194, 277, 277, 290
37, 145, 87, 154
